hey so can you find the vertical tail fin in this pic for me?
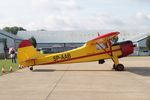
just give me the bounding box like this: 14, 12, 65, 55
17, 40, 38, 66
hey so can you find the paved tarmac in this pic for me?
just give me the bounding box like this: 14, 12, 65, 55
0, 57, 150, 100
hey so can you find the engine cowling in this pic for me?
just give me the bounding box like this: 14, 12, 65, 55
113, 41, 135, 58
119, 41, 135, 57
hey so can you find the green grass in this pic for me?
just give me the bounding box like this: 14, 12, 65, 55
0, 59, 19, 75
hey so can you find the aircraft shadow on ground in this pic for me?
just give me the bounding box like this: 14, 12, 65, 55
33, 69, 56, 72
126, 67, 150, 76
33, 67, 150, 77
33, 69, 113, 72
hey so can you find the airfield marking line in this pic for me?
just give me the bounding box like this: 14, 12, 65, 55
45, 66, 69, 100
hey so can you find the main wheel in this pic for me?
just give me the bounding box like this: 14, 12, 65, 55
29, 67, 33, 71
115, 64, 124, 71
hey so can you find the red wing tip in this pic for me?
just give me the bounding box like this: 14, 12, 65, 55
18, 40, 32, 48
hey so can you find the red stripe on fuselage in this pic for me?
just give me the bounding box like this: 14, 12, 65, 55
41, 48, 121, 65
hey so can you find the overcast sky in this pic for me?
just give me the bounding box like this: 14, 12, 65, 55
0, 0, 150, 32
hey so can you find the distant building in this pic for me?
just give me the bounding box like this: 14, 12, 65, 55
17, 31, 98, 53
132, 33, 150, 56
0, 30, 21, 58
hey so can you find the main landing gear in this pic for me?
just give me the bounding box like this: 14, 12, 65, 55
111, 56, 125, 71
113, 64, 124, 71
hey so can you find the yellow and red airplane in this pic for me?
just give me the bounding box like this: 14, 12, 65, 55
17, 32, 135, 71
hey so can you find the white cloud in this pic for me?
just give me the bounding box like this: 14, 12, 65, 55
23, 15, 73, 30
0, 0, 150, 33
136, 12, 150, 20
22, 14, 125, 30
31, 0, 80, 12
133, 0, 150, 3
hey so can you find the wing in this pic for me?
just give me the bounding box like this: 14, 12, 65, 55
86, 32, 119, 45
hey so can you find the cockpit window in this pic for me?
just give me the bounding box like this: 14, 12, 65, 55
96, 43, 107, 50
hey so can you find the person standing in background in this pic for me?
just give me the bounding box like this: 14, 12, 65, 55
9, 48, 16, 63
4, 46, 9, 60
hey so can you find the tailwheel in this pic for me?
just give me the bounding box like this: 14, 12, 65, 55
29, 66, 33, 71
115, 64, 124, 71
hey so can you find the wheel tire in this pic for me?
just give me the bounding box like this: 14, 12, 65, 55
30, 67, 33, 71
98, 59, 105, 64
115, 64, 124, 71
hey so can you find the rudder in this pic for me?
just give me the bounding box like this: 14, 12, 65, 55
17, 40, 38, 66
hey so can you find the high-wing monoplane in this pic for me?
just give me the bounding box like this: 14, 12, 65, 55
17, 32, 135, 71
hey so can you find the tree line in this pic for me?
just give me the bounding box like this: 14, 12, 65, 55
146, 36, 150, 55
2, 26, 26, 35
2, 26, 37, 48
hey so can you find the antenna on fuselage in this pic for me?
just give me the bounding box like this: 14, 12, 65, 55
97, 32, 100, 36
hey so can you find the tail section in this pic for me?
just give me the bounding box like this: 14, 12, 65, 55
17, 40, 38, 66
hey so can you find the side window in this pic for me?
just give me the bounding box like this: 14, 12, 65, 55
96, 43, 107, 50
96, 44, 101, 50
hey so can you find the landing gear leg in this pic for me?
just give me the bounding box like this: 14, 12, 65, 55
113, 64, 117, 69
111, 56, 125, 71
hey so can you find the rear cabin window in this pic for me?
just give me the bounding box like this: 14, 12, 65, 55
96, 43, 107, 50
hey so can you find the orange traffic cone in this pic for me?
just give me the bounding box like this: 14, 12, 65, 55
10, 65, 13, 72
1, 66, 5, 73
21, 65, 26, 69
22, 65, 25, 68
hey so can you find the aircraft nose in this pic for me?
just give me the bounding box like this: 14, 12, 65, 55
120, 41, 135, 57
